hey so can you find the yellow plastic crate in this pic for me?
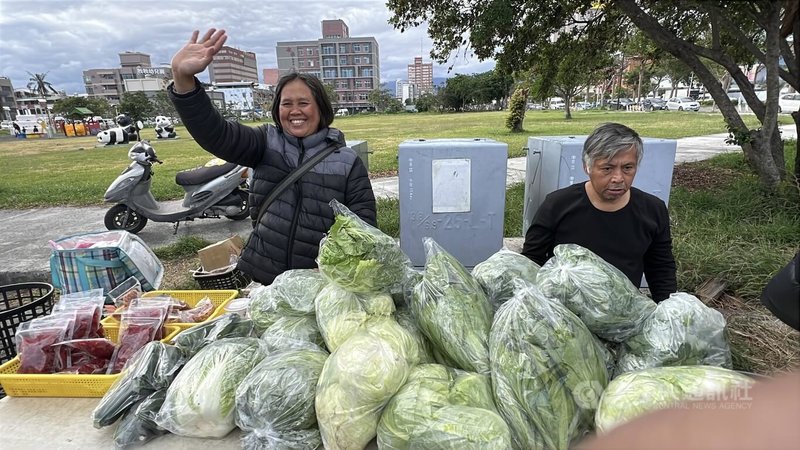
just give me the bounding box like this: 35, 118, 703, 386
0, 325, 180, 398
100, 290, 238, 330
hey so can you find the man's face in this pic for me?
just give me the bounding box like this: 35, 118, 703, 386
278, 79, 321, 138
586, 147, 638, 204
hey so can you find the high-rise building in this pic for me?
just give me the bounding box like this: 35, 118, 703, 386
83, 52, 172, 105
0, 77, 17, 121
209, 46, 259, 84
276, 19, 380, 111
408, 56, 433, 95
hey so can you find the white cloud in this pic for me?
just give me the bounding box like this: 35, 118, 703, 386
0, 0, 495, 95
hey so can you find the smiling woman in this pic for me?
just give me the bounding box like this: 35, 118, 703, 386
168, 28, 376, 287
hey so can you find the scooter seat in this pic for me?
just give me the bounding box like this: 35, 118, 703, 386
175, 162, 238, 186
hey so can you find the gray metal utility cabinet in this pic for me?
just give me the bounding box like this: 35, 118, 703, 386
399, 138, 508, 267
522, 135, 677, 236
346, 140, 370, 170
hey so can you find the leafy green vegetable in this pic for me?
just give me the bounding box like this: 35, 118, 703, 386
318, 199, 411, 294
395, 307, 436, 364
616, 292, 732, 376
236, 347, 329, 450
411, 238, 493, 374
155, 338, 268, 438
316, 320, 419, 450
248, 269, 327, 333
472, 247, 540, 309
377, 364, 511, 449
536, 243, 656, 342
596, 365, 754, 433
260, 315, 326, 353
172, 313, 254, 358
314, 283, 395, 352
490, 284, 608, 450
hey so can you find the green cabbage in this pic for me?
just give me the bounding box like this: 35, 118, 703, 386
172, 313, 254, 358
596, 365, 755, 433
472, 247, 540, 309
235, 347, 329, 450
314, 283, 396, 352
155, 338, 268, 438
248, 269, 327, 333
377, 364, 511, 449
536, 243, 656, 342
616, 292, 732, 376
260, 315, 326, 353
411, 238, 493, 374
315, 320, 419, 450
317, 199, 411, 294
490, 284, 608, 450
395, 307, 436, 364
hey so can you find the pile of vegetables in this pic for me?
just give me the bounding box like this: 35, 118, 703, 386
84, 206, 742, 449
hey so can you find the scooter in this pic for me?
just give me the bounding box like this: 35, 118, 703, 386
103, 140, 250, 234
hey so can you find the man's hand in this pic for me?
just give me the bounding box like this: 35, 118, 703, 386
171, 28, 228, 93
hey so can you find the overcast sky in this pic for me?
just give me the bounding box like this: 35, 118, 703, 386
0, 0, 495, 95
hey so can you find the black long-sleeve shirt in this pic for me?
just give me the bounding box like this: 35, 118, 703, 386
522, 183, 677, 301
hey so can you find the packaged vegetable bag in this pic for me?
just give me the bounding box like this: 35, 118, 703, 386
472, 247, 540, 310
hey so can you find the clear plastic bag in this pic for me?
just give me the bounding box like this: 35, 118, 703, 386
314, 283, 395, 352
536, 243, 657, 342
248, 269, 327, 333
410, 238, 493, 375
471, 247, 540, 310
260, 315, 326, 353
172, 313, 254, 358
108, 315, 162, 374
317, 199, 411, 294
14, 316, 72, 373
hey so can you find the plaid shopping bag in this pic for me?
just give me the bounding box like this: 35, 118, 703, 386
49, 231, 163, 295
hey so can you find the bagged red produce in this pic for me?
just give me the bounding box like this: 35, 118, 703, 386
15, 316, 71, 374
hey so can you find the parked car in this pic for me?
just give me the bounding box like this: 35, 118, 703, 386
641, 98, 667, 111
574, 101, 593, 110
549, 97, 566, 109
606, 98, 635, 110
666, 97, 700, 111
778, 93, 800, 113
0, 120, 12, 130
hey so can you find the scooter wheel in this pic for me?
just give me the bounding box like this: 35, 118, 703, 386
105, 204, 148, 233
225, 190, 251, 221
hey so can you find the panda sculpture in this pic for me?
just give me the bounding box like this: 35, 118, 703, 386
154, 115, 177, 139
97, 126, 136, 145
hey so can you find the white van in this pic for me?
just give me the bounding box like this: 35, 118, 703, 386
335, 108, 349, 117
549, 98, 566, 110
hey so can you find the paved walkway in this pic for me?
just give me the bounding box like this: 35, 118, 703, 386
0, 125, 795, 284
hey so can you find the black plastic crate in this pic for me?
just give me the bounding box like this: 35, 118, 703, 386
0, 283, 55, 364
192, 266, 251, 291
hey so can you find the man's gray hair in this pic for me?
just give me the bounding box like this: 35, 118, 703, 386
582, 122, 644, 169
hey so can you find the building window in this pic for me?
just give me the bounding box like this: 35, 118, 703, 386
363, 43, 370, 52
359, 93, 368, 101
364, 79, 372, 89
324, 69, 337, 78
353, 44, 361, 52
323, 57, 335, 66
308, 60, 315, 67
341, 68, 354, 77
361, 68, 373, 77
354, 56, 361, 64
299, 49, 305, 56
362, 56, 370, 64
339, 44, 347, 53
322, 45, 335, 55
299, 60, 305, 67
340, 56, 348, 65
337, 80, 348, 89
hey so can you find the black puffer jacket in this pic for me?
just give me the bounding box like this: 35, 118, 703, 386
169, 83, 376, 285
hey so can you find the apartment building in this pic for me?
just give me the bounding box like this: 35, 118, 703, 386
0, 77, 17, 121
209, 46, 259, 83
83, 52, 172, 105
408, 56, 433, 95
276, 19, 380, 111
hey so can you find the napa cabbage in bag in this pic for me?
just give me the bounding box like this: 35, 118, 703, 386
318, 199, 411, 294
315, 319, 420, 450
314, 283, 395, 352
411, 238, 493, 374
490, 282, 608, 450
248, 269, 326, 333
616, 292, 732, 376
471, 247, 540, 309
536, 243, 656, 342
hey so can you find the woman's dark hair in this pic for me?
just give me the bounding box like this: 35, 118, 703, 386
270, 72, 334, 132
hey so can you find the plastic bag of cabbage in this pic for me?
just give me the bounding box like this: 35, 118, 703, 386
536, 243, 656, 342
377, 364, 511, 449
260, 315, 326, 353
315, 319, 420, 450
248, 269, 327, 334
471, 247, 540, 309
411, 238, 493, 375
315, 283, 395, 352
235, 342, 329, 450
490, 283, 608, 450
317, 199, 411, 294
395, 307, 436, 364
615, 292, 732, 376
596, 365, 754, 433
155, 338, 268, 438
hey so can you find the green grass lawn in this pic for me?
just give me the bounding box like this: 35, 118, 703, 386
0, 110, 789, 208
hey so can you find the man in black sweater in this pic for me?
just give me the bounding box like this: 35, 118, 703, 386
522, 122, 677, 301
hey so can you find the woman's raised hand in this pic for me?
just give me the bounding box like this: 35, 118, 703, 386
171, 29, 227, 93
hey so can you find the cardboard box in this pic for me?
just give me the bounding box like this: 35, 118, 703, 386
198, 235, 245, 272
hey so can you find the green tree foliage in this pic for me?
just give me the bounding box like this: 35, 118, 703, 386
323, 83, 339, 109
505, 86, 528, 132
368, 88, 398, 112
150, 90, 178, 119
53, 97, 111, 119
387, 0, 798, 190
439, 74, 475, 111
415, 92, 440, 112
118, 91, 154, 123
26, 72, 58, 130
